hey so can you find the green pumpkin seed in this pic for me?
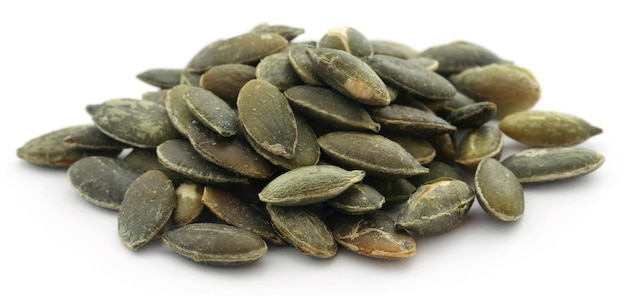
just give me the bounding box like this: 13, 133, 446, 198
363, 177, 417, 205
255, 51, 302, 91
237, 79, 298, 159
318, 26, 373, 57
429, 133, 457, 164
371, 40, 419, 59
156, 139, 249, 186
408, 160, 466, 187
287, 44, 325, 86
474, 158, 524, 221
385, 134, 436, 164
172, 182, 204, 227
307, 47, 390, 106
164, 85, 197, 138
501, 147, 605, 183
17, 125, 123, 167
87, 98, 180, 148
179, 69, 202, 87
162, 222, 268, 266
417, 41, 507, 75
284, 85, 381, 133
364, 54, 457, 100
405, 57, 440, 72
182, 85, 239, 137
329, 210, 416, 260
187, 120, 275, 180
118, 170, 176, 250
62, 125, 130, 150
327, 183, 385, 215
449, 63, 541, 119
446, 101, 497, 129
198, 64, 256, 105
202, 186, 285, 245
396, 178, 474, 236
250, 23, 305, 41
455, 125, 504, 172
499, 110, 603, 147
142, 89, 169, 106
122, 148, 187, 185
259, 164, 365, 206
68, 156, 143, 210
136, 68, 183, 89
266, 204, 337, 258
186, 32, 288, 73
369, 104, 457, 137
318, 131, 429, 178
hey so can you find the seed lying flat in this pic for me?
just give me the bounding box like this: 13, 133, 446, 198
202, 186, 285, 245
475, 158, 524, 221
446, 101, 497, 129
136, 68, 183, 89
237, 79, 298, 159
199, 64, 257, 105
327, 183, 386, 215
455, 125, 504, 172
369, 104, 457, 137
122, 148, 187, 185
182, 86, 238, 137
118, 170, 176, 250
329, 210, 416, 260
501, 147, 605, 183
307, 47, 390, 106
162, 223, 268, 266
87, 98, 180, 148
385, 134, 436, 165
68, 156, 143, 210
250, 23, 305, 41
255, 51, 302, 91
17, 125, 123, 167
417, 41, 507, 75
396, 178, 475, 236
499, 110, 603, 147
266, 204, 337, 258
62, 124, 130, 150
259, 165, 365, 206
318, 131, 429, 178
370, 40, 419, 59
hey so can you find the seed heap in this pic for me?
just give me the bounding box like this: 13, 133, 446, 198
16, 24, 605, 265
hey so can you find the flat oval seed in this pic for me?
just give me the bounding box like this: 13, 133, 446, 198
307, 47, 390, 106
162, 223, 268, 266
202, 186, 285, 245
87, 98, 180, 148
329, 210, 416, 260
371, 40, 419, 59
142, 89, 169, 105
287, 44, 325, 86
237, 79, 298, 159
62, 124, 130, 150
318, 131, 429, 178
364, 54, 457, 100
250, 23, 305, 41
199, 64, 257, 105
136, 68, 183, 89
266, 204, 337, 258
182, 85, 239, 137
327, 183, 386, 215
501, 147, 605, 183
318, 26, 373, 57
364, 177, 417, 205
156, 139, 249, 186
369, 104, 457, 138
417, 41, 507, 75
475, 158, 524, 221
186, 32, 288, 73
446, 101, 497, 129
255, 51, 302, 91
188, 120, 275, 180
284, 85, 380, 133
499, 110, 603, 147
408, 160, 465, 187
259, 165, 365, 206
68, 156, 143, 210
386, 134, 436, 164
179, 69, 202, 87
172, 182, 204, 227
122, 148, 187, 185
396, 178, 474, 236
455, 125, 504, 172
449, 63, 541, 119
165, 85, 198, 138
17, 125, 122, 167
118, 170, 176, 250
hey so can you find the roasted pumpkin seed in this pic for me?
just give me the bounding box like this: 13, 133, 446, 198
198, 64, 257, 105
164, 85, 197, 138
255, 51, 302, 91
446, 101, 497, 129
136, 68, 183, 89
369, 104, 457, 137
455, 125, 504, 172
287, 44, 326, 86
326, 183, 386, 215
182, 85, 239, 137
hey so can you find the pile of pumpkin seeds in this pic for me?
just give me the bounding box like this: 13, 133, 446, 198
16, 23, 605, 265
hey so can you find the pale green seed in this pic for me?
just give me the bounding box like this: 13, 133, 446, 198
475, 158, 524, 221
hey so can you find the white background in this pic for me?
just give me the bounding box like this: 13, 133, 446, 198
2, 1, 623, 298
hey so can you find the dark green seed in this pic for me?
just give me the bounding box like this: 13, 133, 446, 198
327, 183, 386, 215
136, 68, 183, 89
182, 85, 239, 137
475, 158, 524, 221
198, 64, 256, 106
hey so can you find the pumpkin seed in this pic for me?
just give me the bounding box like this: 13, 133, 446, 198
198, 64, 256, 105
307, 47, 390, 106
266, 204, 337, 258
136, 68, 183, 89
475, 158, 524, 221
287, 44, 325, 86
172, 182, 204, 227
396, 178, 474, 236
255, 51, 302, 91
142, 89, 169, 106
87, 98, 180, 148
371, 40, 419, 59
318, 131, 429, 178
62, 125, 130, 150
250, 23, 305, 41
446, 101, 497, 129
364, 177, 417, 205
162, 222, 268, 266
408, 160, 466, 187
164, 85, 197, 138
327, 183, 386, 215
369, 104, 457, 137
237, 79, 298, 159
385, 134, 436, 164
501, 147, 605, 183
317, 26, 373, 57
499, 110, 603, 147
455, 125, 504, 172
122, 148, 187, 185
182, 85, 239, 137
179, 69, 202, 87
329, 210, 416, 260
417, 41, 507, 75
68, 156, 143, 210
118, 170, 176, 250
259, 165, 365, 206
